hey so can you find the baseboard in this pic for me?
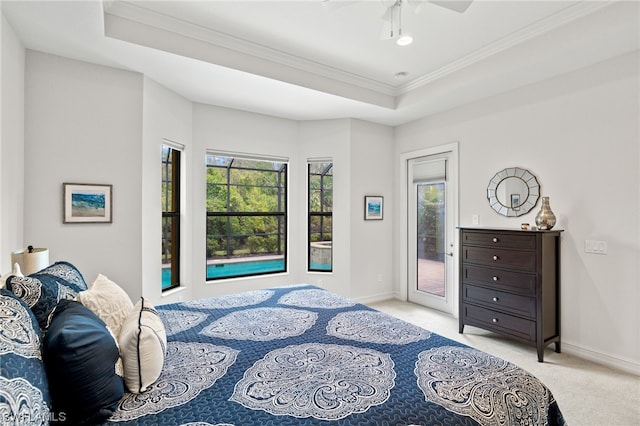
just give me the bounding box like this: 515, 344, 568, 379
354, 291, 396, 305
562, 341, 640, 376
372, 293, 640, 377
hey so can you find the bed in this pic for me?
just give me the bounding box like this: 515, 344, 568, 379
2, 263, 565, 426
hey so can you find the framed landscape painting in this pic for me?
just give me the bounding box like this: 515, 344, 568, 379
63, 183, 112, 223
364, 195, 383, 220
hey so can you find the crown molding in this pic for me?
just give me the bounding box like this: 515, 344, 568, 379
104, 1, 397, 96
398, 1, 613, 94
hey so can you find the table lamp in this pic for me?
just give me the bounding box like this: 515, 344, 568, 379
11, 245, 49, 275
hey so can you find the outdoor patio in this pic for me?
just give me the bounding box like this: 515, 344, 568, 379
417, 258, 445, 297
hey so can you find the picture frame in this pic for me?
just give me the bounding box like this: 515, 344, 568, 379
510, 193, 521, 209
63, 183, 112, 223
364, 195, 384, 220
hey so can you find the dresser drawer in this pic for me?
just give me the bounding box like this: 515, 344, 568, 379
463, 285, 536, 318
461, 230, 536, 250
463, 304, 536, 342
462, 265, 536, 294
462, 246, 536, 272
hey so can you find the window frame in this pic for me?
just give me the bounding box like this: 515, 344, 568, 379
205, 153, 288, 281
162, 144, 181, 291
308, 161, 333, 272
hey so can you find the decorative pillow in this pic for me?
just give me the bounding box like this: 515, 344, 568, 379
76, 274, 134, 337
43, 299, 124, 425
118, 297, 167, 393
6, 261, 88, 331
0, 289, 51, 424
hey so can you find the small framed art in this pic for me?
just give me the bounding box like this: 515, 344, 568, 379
63, 183, 112, 223
364, 196, 384, 220
511, 193, 521, 208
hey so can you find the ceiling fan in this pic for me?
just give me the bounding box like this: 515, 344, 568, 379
381, 0, 473, 41
324, 0, 473, 45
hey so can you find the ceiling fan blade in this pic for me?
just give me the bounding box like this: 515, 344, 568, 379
428, 0, 473, 13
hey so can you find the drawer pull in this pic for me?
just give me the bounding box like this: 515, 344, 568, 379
493, 276, 499, 281
492, 297, 499, 302
492, 237, 499, 243
492, 318, 499, 323
492, 255, 499, 261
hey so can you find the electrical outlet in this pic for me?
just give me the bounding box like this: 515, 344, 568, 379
377, 274, 382, 282
472, 214, 479, 225
317, 279, 323, 287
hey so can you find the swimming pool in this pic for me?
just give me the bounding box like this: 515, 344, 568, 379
310, 262, 332, 271
162, 258, 333, 288
207, 258, 286, 280
162, 258, 286, 288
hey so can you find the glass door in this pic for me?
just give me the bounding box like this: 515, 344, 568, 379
416, 181, 446, 297
407, 153, 456, 313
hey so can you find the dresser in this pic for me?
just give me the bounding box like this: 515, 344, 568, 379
458, 227, 562, 362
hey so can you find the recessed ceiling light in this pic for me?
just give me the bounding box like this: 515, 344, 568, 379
397, 34, 413, 46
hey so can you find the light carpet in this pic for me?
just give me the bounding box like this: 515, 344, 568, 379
369, 299, 640, 426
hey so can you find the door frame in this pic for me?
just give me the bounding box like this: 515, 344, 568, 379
399, 142, 459, 315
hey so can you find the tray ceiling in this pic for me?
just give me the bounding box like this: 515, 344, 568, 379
3, 0, 638, 125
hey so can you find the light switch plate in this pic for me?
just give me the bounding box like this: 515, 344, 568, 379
585, 240, 608, 254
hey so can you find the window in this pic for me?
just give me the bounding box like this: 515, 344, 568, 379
162, 145, 181, 291
206, 154, 287, 280
308, 161, 333, 272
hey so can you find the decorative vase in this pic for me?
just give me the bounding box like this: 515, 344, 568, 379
535, 197, 556, 230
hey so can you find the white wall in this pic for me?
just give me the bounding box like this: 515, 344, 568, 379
141, 77, 193, 306
349, 119, 394, 301
24, 51, 144, 298
0, 13, 25, 273
394, 51, 640, 372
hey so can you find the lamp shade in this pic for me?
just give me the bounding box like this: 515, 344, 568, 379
11, 246, 49, 275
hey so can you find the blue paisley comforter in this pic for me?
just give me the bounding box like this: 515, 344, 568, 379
107, 285, 565, 426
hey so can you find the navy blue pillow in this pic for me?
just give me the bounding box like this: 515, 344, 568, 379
0, 289, 51, 424
7, 261, 88, 332
43, 299, 124, 425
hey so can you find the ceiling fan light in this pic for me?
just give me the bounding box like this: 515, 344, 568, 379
397, 34, 413, 46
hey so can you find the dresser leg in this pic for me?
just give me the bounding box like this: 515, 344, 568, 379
555, 341, 561, 353
459, 323, 464, 334
537, 347, 544, 363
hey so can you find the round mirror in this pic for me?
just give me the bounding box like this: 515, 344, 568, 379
487, 167, 540, 217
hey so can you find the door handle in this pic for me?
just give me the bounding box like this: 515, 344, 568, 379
446, 243, 454, 257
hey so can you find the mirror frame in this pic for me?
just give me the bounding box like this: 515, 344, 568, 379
487, 167, 540, 217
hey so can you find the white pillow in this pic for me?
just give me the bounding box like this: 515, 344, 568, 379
76, 274, 134, 337
118, 297, 167, 394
